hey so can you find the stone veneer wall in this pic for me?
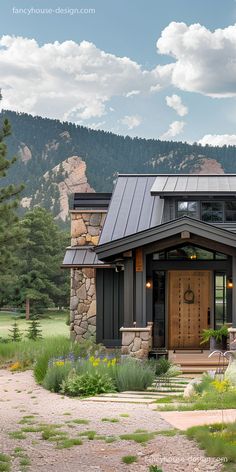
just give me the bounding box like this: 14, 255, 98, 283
70, 211, 106, 341
120, 324, 153, 359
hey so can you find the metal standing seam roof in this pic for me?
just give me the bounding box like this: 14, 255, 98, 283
62, 246, 107, 267
99, 175, 164, 245
150, 174, 236, 195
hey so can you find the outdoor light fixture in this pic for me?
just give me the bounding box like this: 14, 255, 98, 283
146, 280, 152, 289
227, 277, 234, 289
190, 254, 197, 260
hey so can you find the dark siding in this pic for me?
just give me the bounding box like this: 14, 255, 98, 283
96, 269, 124, 347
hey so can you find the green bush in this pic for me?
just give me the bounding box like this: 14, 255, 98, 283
112, 359, 155, 392
60, 371, 115, 397
43, 363, 72, 392
155, 358, 171, 377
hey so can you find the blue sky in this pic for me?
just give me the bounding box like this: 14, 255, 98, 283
1, 0, 236, 144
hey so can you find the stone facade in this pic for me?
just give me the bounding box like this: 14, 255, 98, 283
70, 210, 107, 341
228, 327, 236, 350
120, 324, 153, 359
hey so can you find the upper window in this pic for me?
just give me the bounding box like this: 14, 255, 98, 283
153, 244, 228, 261
225, 202, 236, 222
177, 201, 197, 218
201, 201, 223, 222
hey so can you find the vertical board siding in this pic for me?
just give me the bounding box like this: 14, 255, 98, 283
96, 269, 124, 347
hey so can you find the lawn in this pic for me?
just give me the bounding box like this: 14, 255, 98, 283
0, 311, 69, 338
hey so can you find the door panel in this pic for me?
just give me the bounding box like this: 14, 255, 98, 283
169, 270, 211, 349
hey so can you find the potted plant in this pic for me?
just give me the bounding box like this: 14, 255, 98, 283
200, 326, 228, 351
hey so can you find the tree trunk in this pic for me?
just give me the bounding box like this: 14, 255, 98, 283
26, 298, 30, 320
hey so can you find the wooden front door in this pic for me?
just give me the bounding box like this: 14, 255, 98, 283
169, 270, 211, 349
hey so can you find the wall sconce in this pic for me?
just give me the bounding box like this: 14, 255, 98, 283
146, 280, 152, 289
227, 277, 234, 289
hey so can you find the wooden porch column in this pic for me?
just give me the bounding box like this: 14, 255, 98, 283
232, 255, 236, 327
123, 257, 134, 327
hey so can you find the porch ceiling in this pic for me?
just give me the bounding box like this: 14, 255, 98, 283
96, 216, 236, 260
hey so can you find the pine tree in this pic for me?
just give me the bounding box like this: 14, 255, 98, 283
0, 94, 25, 306
13, 207, 69, 318
9, 322, 22, 342
26, 319, 42, 341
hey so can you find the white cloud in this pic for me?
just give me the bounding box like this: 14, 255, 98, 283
157, 22, 236, 97
126, 90, 140, 98
165, 94, 188, 116
160, 121, 186, 140
198, 134, 236, 146
120, 115, 142, 130
0, 35, 166, 122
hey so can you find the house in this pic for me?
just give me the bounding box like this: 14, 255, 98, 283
62, 174, 236, 360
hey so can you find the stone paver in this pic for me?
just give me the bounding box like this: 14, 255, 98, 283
159, 409, 236, 430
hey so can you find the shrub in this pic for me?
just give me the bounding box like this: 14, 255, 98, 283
60, 371, 115, 397
112, 359, 155, 392
43, 363, 72, 392
155, 358, 171, 377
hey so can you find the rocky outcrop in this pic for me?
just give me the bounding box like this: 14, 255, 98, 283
19, 144, 32, 163
195, 157, 224, 174
43, 156, 94, 221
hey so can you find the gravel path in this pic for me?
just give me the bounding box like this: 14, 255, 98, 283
0, 370, 222, 472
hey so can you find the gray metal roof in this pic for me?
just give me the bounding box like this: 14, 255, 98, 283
62, 246, 108, 268
150, 174, 236, 196
96, 216, 236, 260
99, 175, 164, 245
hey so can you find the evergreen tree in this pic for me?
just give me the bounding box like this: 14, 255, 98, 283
26, 319, 42, 340
13, 207, 69, 317
9, 322, 22, 342
0, 95, 24, 306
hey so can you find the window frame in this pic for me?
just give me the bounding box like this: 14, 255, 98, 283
201, 200, 224, 223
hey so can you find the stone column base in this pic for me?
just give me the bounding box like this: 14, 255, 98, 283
228, 327, 236, 350
120, 324, 153, 359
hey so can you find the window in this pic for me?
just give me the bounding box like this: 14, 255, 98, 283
177, 201, 197, 218
215, 273, 227, 328
201, 201, 223, 222
225, 202, 236, 222
153, 244, 228, 261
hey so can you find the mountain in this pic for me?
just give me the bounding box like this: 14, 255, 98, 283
1, 109, 235, 222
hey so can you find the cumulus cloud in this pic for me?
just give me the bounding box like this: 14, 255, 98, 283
157, 21, 236, 97
198, 134, 236, 146
165, 94, 188, 116
160, 121, 185, 140
120, 115, 142, 129
126, 90, 140, 98
0, 35, 166, 122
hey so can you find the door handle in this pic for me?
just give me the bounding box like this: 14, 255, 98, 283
207, 308, 211, 325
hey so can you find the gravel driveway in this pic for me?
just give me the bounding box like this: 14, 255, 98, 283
0, 370, 222, 472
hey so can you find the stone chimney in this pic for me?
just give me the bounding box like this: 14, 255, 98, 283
70, 194, 111, 341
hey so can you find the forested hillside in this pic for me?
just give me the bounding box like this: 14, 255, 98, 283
1, 109, 236, 221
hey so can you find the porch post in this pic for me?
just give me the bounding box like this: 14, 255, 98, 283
135, 248, 144, 327
232, 255, 236, 328
123, 257, 134, 327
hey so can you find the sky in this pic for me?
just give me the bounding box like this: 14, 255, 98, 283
1, 0, 236, 145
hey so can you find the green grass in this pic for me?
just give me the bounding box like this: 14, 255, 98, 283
0, 311, 68, 338
0, 455, 10, 464
158, 389, 236, 411
120, 432, 156, 444
70, 419, 90, 425
56, 438, 83, 449
122, 455, 138, 464
0, 463, 10, 472
9, 431, 26, 440
19, 457, 31, 467
155, 395, 184, 404
101, 417, 119, 423
149, 467, 163, 472
78, 430, 96, 440
119, 413, 129, 417
186, 422, 236, 467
